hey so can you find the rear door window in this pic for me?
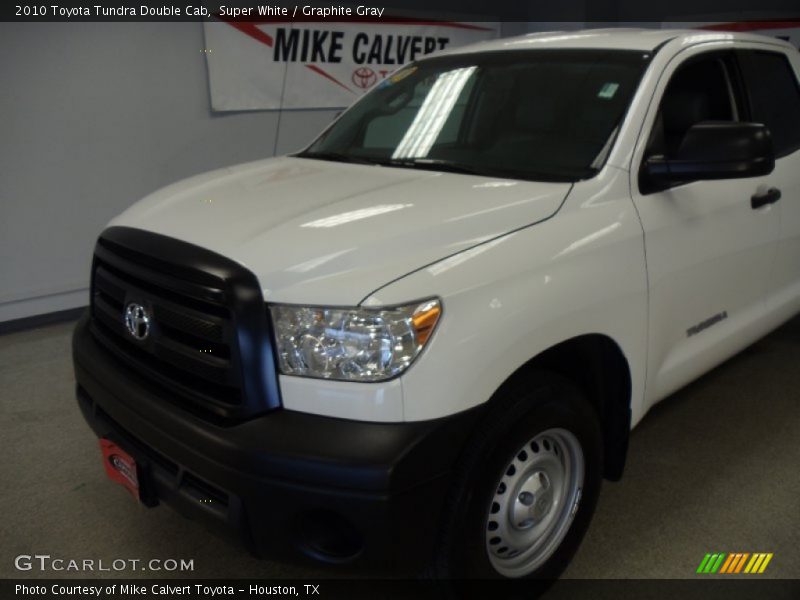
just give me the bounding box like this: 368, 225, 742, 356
737, 50, 800, 158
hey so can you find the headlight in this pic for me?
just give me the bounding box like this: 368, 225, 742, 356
270, 298, 441, 382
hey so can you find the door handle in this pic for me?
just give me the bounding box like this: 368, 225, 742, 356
751, 187, 781, 210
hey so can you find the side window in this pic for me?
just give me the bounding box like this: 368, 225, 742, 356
645, 54, 739, 159
738, 50, 800, 158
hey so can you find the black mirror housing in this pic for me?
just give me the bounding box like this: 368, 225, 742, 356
641, 121, 775, 193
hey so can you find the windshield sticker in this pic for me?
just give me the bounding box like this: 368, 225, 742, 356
383, 67, 417, 86
598, 82, 620, 99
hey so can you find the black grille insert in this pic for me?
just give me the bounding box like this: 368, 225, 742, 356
89, 226, 281, 420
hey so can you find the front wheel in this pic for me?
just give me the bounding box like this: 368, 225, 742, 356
433, 373, 604, 580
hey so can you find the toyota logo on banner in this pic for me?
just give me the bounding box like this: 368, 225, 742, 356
352, 67, 378, 89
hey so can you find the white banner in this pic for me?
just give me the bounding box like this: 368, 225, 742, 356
203, 20, 498, 111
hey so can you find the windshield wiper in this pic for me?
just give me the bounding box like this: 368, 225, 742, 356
380, 158, 485, 176
297, 153, 578, 182
294, 151, 377, 165
389, 159, 582, 182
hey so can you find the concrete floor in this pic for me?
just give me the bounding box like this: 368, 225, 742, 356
1, 318, 798, 581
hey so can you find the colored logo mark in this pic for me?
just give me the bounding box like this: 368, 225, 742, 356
696, 552, 773, 574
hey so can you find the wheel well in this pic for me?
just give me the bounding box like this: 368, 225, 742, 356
498, 335, 632, 481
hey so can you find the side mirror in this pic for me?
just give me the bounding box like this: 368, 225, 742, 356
641, 121, 775, 193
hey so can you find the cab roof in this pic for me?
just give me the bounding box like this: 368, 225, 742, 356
444, 27, 794, 55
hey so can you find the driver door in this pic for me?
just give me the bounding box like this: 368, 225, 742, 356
631, 49, 780, 406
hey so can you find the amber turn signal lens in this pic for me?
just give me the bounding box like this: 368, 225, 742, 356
411, 301, 442, 346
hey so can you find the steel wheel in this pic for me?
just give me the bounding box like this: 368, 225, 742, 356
484, 427, 585, 578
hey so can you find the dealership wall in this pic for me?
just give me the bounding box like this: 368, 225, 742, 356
0, 22, 340, 323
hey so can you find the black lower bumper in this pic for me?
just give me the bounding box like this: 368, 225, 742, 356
72, 313, 481, 571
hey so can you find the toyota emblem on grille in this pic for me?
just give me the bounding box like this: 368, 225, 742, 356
124, 302, 151, 341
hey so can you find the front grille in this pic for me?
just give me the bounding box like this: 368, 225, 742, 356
89, 227, 281, 421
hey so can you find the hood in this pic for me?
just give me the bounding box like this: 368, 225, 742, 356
111, 157, 571, 305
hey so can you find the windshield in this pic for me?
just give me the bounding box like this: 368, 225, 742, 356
298, 50, 651, 182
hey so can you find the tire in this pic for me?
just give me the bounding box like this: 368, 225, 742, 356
432, 372, 603, 580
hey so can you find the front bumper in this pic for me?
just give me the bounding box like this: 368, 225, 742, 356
73, 313, 481, 570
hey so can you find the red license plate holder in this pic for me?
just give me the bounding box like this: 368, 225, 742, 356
99, 438, 141, 501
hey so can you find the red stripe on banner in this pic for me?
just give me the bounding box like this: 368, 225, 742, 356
223, 20, 274, 46
305, 64, 356, 94
219, 16, 493, 31
367, 19, 495, 31
701, 20, 800, 31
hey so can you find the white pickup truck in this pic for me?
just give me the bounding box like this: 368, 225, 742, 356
72, 28, 800, 579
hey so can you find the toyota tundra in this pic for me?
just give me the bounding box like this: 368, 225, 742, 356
72, 28, 800, 579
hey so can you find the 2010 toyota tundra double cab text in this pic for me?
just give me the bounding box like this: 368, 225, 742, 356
72, 28, 800, 579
